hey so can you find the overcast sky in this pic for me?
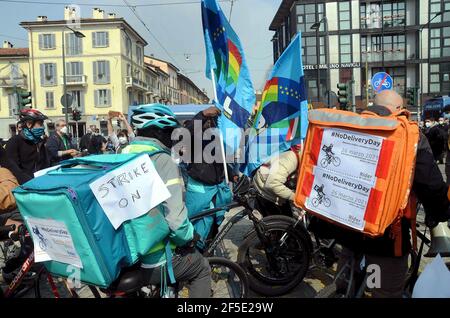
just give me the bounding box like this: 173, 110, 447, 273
0, 0, 281, 100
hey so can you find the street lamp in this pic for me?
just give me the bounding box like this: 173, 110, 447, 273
311, 17, 330, 107
418, 12, 441, 123
62, 26, 85, 125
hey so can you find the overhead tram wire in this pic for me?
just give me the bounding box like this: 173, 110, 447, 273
121, 0, 183, 72
0, 0, 233, 7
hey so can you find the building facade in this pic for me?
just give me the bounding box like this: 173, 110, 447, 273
178, 73, 210, 104
0, 7, 209, 140
0, 42, 30, 138
270, 0, 450, 109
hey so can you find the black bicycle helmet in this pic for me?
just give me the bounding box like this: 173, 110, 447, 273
19, 109, 48, 123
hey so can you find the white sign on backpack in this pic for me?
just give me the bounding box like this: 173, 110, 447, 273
90, 154, 171, 229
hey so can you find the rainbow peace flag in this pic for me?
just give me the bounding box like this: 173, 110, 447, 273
201, 0, 255, 157
243, 33, 308, 176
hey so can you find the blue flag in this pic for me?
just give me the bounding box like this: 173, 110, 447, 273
201, 0, 256, 159
243, 33, 309, 176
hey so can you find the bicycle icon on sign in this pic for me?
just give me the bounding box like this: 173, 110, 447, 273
312, 184, 331, 208
32, 226, 50, 251
373, 79, 392, 90
320, 144, 341, 168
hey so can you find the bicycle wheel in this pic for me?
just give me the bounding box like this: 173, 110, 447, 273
324, 198, 331, 208
237, 215, 311, 296
332, 157, 341, 167
207, 257, 248, 298
312, 198, 319, 207
320, 158, 328, 168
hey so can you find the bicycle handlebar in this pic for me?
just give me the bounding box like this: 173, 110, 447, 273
0, 224, 16, 241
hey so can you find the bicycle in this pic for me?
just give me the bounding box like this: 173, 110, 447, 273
320, 153, 341, 168
312, 193, 331, 208
314, 215, 450, 298
0, 224, 65, 298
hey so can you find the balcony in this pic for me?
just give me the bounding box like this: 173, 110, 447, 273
125, 76, 148, 91
361, 49, 406, 63
0, 75, 27, 88
61, 75, 87, 86
360, 14, 406, 30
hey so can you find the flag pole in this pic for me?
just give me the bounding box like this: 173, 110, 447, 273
210, 69, 230, 184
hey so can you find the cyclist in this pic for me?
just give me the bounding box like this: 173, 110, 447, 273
314, 90, 450, 297
322, 144, 335, 159
5, 109, 50, 185
253, 145, 301, 217
315, 184, 325, 200
124, 104, 211, 298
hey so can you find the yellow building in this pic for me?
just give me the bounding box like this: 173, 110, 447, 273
0, 41, 30, 139
17, 7, 148, 137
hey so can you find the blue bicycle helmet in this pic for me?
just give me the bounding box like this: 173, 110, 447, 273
131, 104, 180, 130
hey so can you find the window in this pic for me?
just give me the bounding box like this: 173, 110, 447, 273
69, 90, 83, 110
125, 37, 132, 57
430, 27, 450, 58
302, 36, 325, 65
360, 3, 382, 29
45, 92, 54, 109
92, 32, 109, 48
296, 3, 325, 33
340, 35, 352, 63
39, 34, 55, 49
8, 94, 17, 117
40, 63, 57, 86
339, 1, 351, 30
95, 89, 111, 107
430, 63, 450, 93
66, 61, 83, 83
136, 46, 142, 64
383, 34, 405, 61
93, 60, 110, 84
65, 33, 83, 56
382, 1, 406, 27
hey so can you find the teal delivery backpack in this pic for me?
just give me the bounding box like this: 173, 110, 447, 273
13, 153, 170, 288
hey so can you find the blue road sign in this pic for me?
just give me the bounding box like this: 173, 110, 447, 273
371, 72, 393, 93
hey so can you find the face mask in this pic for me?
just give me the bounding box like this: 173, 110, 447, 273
425, 122, 432, 128
439, 120, 445, 125
118, 137, 128, 145
60, 126, 68, 135
23, 127, 45, 143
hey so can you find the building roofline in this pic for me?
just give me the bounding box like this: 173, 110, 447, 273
144, 55, 180, 72
269, 0, 295, 31
0, 48, 29, 57
178, 72, 207, 97
20, 18, 148, 45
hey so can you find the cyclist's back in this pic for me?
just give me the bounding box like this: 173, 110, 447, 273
125, 104, 211, 298
311, 90, 450, 297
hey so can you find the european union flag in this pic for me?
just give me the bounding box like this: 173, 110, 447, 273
201, 0, 256, 159
243, 33, 309, 176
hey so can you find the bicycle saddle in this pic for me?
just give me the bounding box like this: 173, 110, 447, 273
106, 264, 143, 294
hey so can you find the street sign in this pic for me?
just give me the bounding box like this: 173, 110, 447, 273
371, 72, 393, 93
61, 94, 73, 108
62, 107, 73, 115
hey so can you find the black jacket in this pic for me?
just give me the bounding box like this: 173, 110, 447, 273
183, 112, 232, 185
5, 134, 50, 185
46, 133, 75, 166
311, 107, 450, 257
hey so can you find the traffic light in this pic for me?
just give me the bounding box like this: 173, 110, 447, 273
17, 90, 32, 110
337, 83, 349, 110
72, 109, 81, 121
406, 87, 417, 106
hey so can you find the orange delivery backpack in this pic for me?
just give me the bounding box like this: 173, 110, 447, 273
294, 108, 419, 239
